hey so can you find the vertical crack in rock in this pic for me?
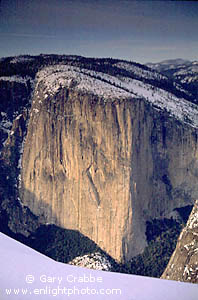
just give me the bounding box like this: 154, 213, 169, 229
86, 164, 101, 207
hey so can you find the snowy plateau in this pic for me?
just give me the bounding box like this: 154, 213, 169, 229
0, 233, 198, 300
36, 64, 198, 128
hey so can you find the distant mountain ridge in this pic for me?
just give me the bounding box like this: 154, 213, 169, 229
146, 58, 198, 104
146, 58, 192, 70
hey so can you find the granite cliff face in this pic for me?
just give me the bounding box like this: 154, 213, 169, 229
161, 200, 198, 283
17, 62, 198, 263
1, 55, 198, 265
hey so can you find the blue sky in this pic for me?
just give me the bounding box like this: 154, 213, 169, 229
0, 0, 197, 63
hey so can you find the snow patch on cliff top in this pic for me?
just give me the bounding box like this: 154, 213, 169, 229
0, 75, 33, 85
36, 65, 132, 100
36, 65, 198, 128
118, 76, 198, 128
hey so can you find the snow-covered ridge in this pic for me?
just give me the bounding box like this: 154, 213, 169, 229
174, 65, 198, 77
117, 75, 198, 128
181, 76, 198, 84
0, 75, 33, 85
173, 64, 198, 84
115, 62, 193, 97
146, 59, 198, 86
10, 56, 35, 64
114, 62, 167, 81
36, 65, 132, 100
36, 64, 198, 129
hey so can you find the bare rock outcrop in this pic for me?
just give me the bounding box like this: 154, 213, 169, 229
68, 252, 113, 271
161, 200, 198, 283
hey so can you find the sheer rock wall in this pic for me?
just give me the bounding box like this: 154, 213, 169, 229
161, 200, 198, 283
20, 83, 198, 262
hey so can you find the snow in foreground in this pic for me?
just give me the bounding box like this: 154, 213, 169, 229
0, 233, 197, 300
